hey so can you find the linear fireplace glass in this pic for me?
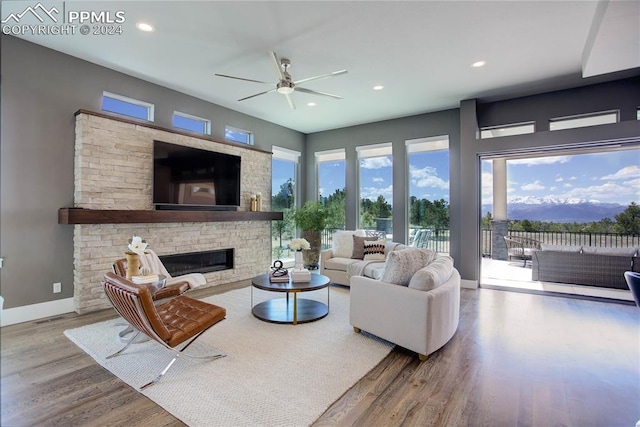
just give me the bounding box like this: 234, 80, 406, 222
159, 249, 234, 276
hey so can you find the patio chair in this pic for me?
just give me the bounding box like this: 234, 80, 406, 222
503, 236, 541, 267
102, 272, 226, 390
412, 229, 432, 249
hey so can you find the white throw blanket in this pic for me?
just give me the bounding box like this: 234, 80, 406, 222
347, 260, 381, 281
140, 249, 206, 289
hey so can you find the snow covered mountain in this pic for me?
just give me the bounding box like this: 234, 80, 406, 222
482, 197, 627, 222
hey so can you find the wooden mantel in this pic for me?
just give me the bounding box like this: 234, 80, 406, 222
58, 208, 283, 224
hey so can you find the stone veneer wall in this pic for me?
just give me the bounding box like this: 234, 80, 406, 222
73, 113, 272, 314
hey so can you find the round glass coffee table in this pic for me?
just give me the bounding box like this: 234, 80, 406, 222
251, 273, 330, 325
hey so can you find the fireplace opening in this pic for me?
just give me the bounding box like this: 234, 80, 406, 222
159, 249, 234, 276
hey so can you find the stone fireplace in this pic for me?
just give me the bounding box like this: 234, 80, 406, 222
71, 111, 273, 314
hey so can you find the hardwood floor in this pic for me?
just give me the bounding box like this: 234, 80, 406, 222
2, 283, 639, 426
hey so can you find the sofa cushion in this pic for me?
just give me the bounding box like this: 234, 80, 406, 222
380, 248, 436, 286
333, 230, 366, 258
363, 240, 386, 261
409, 255, 454, 291
580, 246, 637, 256
323, 256, 361, 271
352, 235, 377, 259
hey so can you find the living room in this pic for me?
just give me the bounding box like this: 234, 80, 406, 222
1, 1, 639, 425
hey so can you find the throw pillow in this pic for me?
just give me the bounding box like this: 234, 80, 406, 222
409, 255, 454, 291
332, 230, 365, 258
363, 240, 386, 261
352, 235, 377, 259
380, 248, 436, 286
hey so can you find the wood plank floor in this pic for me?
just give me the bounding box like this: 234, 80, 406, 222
2, 283, 639, 426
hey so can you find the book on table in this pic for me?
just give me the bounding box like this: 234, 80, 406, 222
269, 272, 290, 283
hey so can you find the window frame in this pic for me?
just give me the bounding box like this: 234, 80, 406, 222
480, 122, 535, 139
172, 111, 211, 135
549, 110, 619, 131
356, 142, 393, 232
225, 125, 254, 145
405, 135, 450, 247
102, 91, 154, 121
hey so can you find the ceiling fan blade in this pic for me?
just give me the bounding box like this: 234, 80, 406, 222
295, 87, 343, 100
269, 51, 285, 80
285, 93, 296, 110
215, 74, 271, 85
294, 69, 348, 85
238, 88, 276, 101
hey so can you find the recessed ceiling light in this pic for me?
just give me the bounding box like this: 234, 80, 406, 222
136, 22, 154, 32
307, 102, 317, 107
373, 85, 384, 91
472, 60, 486, 68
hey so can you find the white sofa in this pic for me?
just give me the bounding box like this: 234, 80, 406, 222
350, 256, 460, 361
320, 239, 407, 286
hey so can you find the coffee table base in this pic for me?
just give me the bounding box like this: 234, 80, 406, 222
252, 298, 328, 324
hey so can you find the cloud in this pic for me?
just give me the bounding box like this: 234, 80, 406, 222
555, 176, 564, 182
600, 165, 640, 181
521, 180, 545, 191
372, 177, 384, 183
409, 165, 449, 189
509, 156, 571, 166
481, 172, 493, 204
360, 157, 392, 169
548, 181, 637, 203
361, 185, 393, 201
563, 183, 572, 188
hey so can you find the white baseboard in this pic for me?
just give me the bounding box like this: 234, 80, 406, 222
461, 279, 478, 289
0, 298, 75, 327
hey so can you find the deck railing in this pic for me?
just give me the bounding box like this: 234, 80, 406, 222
481, 229, 639, 257
320, 228, 638, 257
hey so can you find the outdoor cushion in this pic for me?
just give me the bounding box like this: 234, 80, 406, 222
540, 244, 583, 252
580, 246, 637, 256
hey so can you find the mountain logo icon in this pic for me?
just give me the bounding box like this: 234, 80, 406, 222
1, 2, 59, 24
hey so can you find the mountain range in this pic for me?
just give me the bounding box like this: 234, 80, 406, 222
482, 197, 628, 223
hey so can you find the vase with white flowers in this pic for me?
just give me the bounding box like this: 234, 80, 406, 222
125, 236, 148, 280
289, 238, 310, 270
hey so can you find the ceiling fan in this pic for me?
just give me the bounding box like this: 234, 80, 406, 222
215, 52, 347, 109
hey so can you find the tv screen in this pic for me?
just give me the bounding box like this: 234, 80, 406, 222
153, 141, 241, 210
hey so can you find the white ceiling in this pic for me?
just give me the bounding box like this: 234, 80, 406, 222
5, 1, 639, 134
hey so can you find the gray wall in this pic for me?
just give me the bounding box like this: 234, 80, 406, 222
0, 35, 305, 309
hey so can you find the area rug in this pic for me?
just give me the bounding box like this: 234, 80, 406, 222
64, 285, 393, 426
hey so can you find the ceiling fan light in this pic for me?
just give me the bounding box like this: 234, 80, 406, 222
277, 86, 294, 95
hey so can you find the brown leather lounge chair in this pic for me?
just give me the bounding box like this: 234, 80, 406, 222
102, 272, 226, 390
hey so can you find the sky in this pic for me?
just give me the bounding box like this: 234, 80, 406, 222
274, 149, 639, 207
482, 149, 640, 206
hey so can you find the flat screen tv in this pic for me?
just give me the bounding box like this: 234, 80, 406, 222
153, 141, 241, 210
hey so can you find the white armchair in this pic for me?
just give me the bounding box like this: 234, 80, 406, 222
349, 268, 460, 361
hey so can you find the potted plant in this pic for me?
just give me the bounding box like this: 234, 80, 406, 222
293, 201, 329, 269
